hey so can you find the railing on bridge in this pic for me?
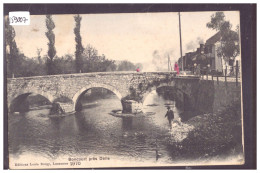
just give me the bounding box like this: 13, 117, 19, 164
198, 60, 240, 86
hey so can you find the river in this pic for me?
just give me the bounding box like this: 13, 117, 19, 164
8, 89, 195, 167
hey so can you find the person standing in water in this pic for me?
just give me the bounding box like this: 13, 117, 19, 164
165, 106, 174, 129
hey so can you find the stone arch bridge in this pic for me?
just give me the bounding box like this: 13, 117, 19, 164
7, 72, 201, 114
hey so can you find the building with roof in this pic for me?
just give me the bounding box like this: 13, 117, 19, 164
204, 31, 223, 73
178, 30, 240, 75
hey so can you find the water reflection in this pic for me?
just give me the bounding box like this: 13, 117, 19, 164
9, 88, 190, 163
122, 117, 133, 130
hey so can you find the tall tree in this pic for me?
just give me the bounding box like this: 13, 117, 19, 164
84, 44, 98, 60
45, 15, 56, 75
206, 12, 226, 31
82, 44, 98, 72
206, 12, 240, 68
5, 17, 19, 77
74, 14, 84, 73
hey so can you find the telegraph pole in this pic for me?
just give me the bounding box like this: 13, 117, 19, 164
178, 12, 183, 71
168, 55, 170, 71
168, 54, 173, 71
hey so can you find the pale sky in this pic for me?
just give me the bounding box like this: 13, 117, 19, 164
12, 11, 240, 70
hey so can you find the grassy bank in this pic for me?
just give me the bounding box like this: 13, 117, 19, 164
167, 100, 243, 163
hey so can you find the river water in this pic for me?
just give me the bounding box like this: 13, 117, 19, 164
8, 90, 192, 166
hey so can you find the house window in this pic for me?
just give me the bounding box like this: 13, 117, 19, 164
208, 45, 212, 53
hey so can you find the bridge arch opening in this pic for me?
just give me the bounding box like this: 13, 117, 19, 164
142, 83, 176, 104
142, 85, 181, 125
73, 84, 123, 112
9, 92, 53, 113
143, 85, 200, 122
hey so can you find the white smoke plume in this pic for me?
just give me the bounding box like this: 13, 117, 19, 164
186, 37, 204, 52
142, 49, 178, 72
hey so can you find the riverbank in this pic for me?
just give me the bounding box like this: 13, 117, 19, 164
167, 100, 243, 163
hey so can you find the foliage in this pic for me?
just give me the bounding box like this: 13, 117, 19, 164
117, 60, 136, 71
166, 99, 243, 160
27, 94, 52, 106
206, 12, 226, 31
6, 50, 117, 78
206, 12, 240, 66
53, 54, 77, 74
45, 15, 56, 75
84, 44, 98, 60
6, 53, 47, 77
74, 14, 84, 73
5, 17, 19, 77
82, 44, 116, 72
217, 27, 240, 66
5, 14, 125, 77
82, 44, 98, 72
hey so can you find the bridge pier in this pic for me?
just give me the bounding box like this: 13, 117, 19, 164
58, 102, 75, 113
49, 102, 75, 115
121, 100, 143, 114
53, 100, 143, 114
52, 100, 143, 114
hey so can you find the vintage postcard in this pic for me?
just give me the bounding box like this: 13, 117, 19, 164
5, 6, 246, 169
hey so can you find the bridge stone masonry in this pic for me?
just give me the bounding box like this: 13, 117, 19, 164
7, 71, 241, 116
7, 71, 201, 114
7, 72, 171, 112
